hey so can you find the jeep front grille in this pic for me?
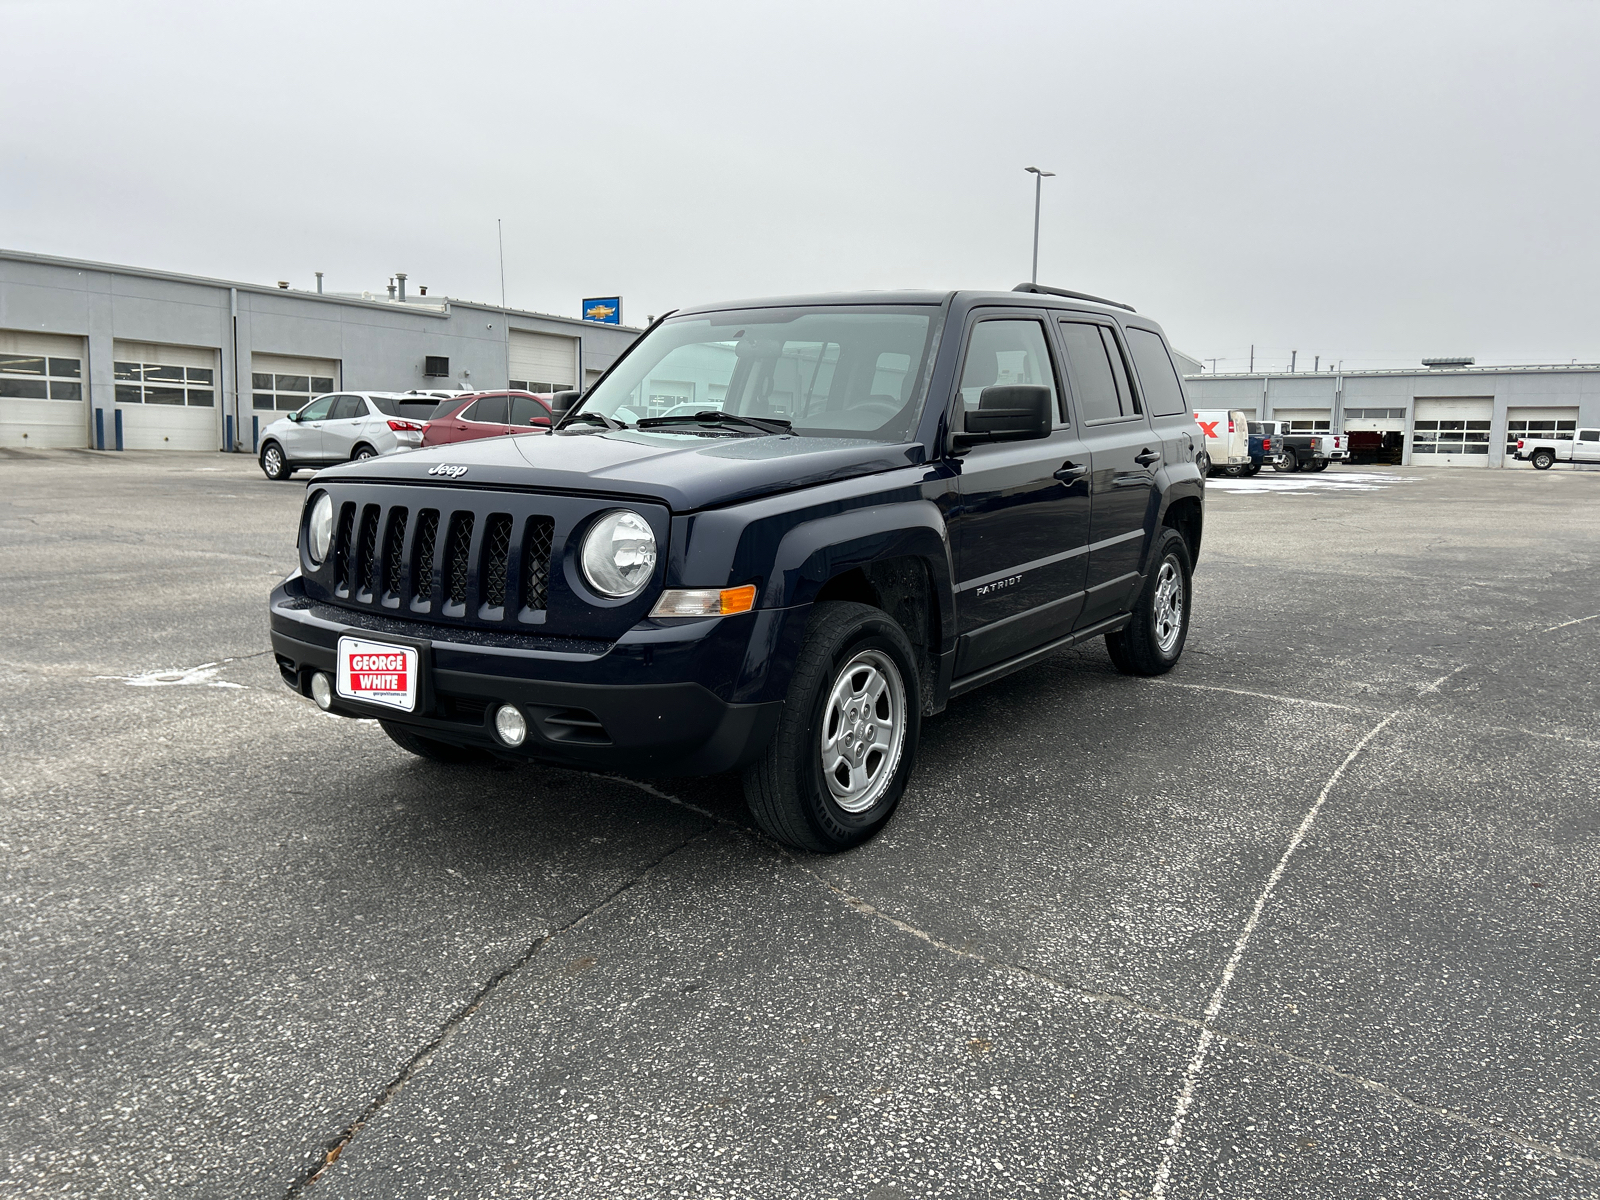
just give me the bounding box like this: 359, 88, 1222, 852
313, 487, 586, 630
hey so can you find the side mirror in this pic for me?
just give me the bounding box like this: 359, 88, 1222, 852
951, 385, 1053, 450
287, 412, 301, 423
549, 390, 581, 415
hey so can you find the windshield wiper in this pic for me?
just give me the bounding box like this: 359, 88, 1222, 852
636, 411, 792, 436
563, 409, 627, 431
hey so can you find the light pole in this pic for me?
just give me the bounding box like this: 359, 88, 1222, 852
1025, 166, 1054, 284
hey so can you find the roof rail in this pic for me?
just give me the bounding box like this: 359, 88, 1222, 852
1012, 282, 1135, 313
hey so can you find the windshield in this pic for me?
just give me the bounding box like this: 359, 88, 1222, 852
573, 306, 937, 442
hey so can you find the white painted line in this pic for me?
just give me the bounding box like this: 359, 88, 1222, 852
1152, 680, 1377, 714
1147, 664, 1468, 1197
1208, 471, 1421, 495
1541, 613, 1600, 633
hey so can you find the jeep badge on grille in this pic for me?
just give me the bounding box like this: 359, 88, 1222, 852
427, 464, 468, 478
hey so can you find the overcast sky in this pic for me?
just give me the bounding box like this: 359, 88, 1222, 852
4, 0, 1597, 370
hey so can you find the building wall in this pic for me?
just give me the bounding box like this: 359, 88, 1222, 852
0, 249, 641, 451
1185, 366, 1600, 468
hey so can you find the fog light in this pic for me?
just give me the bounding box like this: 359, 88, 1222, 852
494, 704, 527, 747
310, 671, 333, 710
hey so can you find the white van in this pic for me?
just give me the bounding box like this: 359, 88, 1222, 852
1192, 409, 1251, 474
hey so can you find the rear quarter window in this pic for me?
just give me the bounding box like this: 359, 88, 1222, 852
1124, 328, 1189, 417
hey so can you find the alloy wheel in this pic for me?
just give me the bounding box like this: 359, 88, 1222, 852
819, 649, 906, 814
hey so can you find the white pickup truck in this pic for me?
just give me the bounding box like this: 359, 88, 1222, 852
1514, 429, 1600, 469
1193, 409, 1252, 475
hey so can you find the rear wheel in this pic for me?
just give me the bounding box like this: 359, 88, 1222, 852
743, 601, 920, 853
1532, 449, 1555, 470
1105, 529, 1192, 676
260, 441, 292, 481
352, 443, 378, 461
1277, 451, 1300, 473
380, 720, 488, 763
1243, 461, 1262, 476
1310, 459, 1329, 472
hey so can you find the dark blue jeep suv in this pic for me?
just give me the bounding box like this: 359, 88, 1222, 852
269, 285, 1206, 852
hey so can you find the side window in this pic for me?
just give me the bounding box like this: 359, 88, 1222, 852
471, 395, 510, 424
510, 396, 549, 425
1101, 329, 1139, 415
329, 395, 363, 420
1057, 322, 1123, 422
1581, 430, 1599, 442
956, 319, 1059, 422
1125, 328, 1189, 417
299, 395, 335, 421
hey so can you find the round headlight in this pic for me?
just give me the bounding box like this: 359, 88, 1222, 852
307, 492, 335, 565
580, 510, 657, 598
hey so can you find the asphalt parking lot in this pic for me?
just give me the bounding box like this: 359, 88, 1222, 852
2, 449, 1597, 1199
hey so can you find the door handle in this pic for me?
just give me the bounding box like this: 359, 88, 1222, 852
1134, 449, 1162, 467
1054, 461, 1089, 483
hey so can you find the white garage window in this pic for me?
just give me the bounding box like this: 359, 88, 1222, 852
251, 354, 339, 411
0, 352, 82, 401
1411, 397, 1493, 466
509, 331, 576, 395
113, 358, 215, 407
1505, 408, 1577, 457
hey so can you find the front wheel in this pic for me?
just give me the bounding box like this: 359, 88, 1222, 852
1532, 450, 1555, 470
1105, 529, 1192, 676
743, 601, 920, 853
260, 441, 292, 481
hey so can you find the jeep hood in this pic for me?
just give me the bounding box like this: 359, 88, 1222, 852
318, 428, 923, 511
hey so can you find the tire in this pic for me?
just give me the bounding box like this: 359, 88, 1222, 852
1104, 528, 1192, 677
260, 441, 292, 481
1309, 459, 1329, 472
743, 601, 921, 853
352, 444, 378, 462
1277, 452, 1300, 473
1196, 451, 1211, 476
1532, 450, 1555, 470
1243, 461, 1262, 476
380, 720, 488, 763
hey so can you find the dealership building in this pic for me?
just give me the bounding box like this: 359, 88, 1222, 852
0, 248, 642, 453
1184, 360, 1600, 467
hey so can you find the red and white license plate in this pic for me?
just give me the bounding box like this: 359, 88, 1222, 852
336, 636, 418, 712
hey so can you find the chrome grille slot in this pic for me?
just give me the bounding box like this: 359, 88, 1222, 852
412, 509, 439, 609
523, 516, 555, 613
331, 502, 356, 595
355, 504, 380, 598
444, 512, 474, 609
480, 513, 513, 613
382, 508, 408, 601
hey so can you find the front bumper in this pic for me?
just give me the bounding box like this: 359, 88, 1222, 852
269, 576, 790, 776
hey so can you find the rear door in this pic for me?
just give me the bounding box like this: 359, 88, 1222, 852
949, 312, 1093, 678
1056, 318, 1160, 629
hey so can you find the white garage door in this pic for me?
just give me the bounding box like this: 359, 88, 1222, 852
1412, 397, 1492, 467
508, 331, 577, 392
1273, 407, 1332, 431
114, 340, 221, 451
1505, 405, 1578, 467
0, 330, 87, 449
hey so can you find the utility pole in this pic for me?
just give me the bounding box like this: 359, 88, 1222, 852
1024, 166, 1055, 284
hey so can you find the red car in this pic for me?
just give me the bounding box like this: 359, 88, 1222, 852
420, 391, 553, 448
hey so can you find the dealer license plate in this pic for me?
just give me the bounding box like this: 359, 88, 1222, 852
336, 636, 418, 712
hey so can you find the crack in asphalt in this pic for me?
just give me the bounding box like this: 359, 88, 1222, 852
280, 823, 715, 1196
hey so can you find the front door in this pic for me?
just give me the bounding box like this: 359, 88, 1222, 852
319, 395, 367, 460
1574, 429, 1600, 463
950, 315, 1093, 679
1055, 319, 1160, 628
282, 394, 334, 461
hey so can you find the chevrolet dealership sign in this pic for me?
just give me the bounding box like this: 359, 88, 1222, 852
582, 297, 622, 325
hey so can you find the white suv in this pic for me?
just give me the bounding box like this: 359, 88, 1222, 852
258, 393, 428, 481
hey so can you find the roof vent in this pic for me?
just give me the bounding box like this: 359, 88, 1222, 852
277, 281, 289, 289
1422, 357, 1474, 369
1012, 282, 1135, 313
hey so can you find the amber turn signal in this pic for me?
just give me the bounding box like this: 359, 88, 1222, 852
649, 585, 758, 618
